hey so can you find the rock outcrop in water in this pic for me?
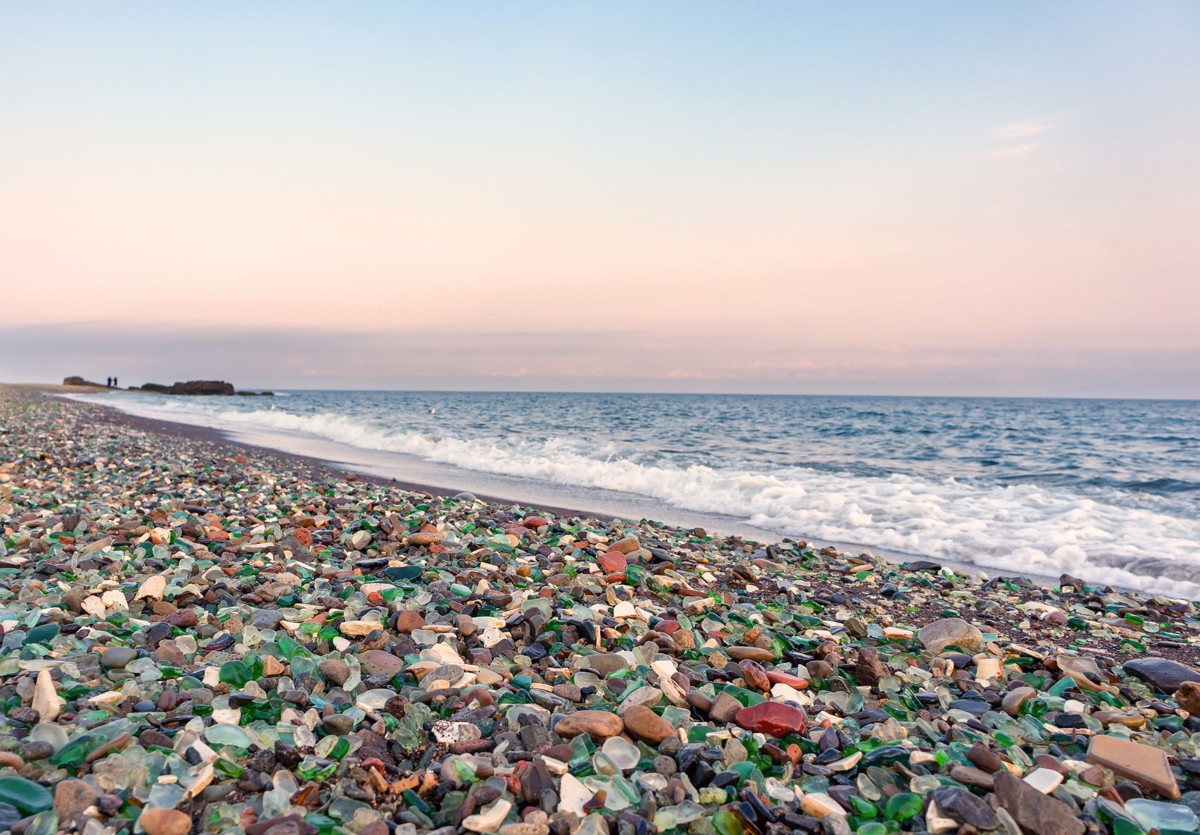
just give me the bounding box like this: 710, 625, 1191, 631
139, 380, 235, 395
136, 380, 272, 396
61, 375, 105, 387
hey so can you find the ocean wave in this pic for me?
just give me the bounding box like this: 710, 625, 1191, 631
71, 394, 1200, 599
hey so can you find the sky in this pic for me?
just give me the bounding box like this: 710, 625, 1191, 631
1, 2, 1198, 396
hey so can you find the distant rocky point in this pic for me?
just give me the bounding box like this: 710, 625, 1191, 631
139, 380, 273, 396
138, 380, 235, 396
62, 377, 272, 396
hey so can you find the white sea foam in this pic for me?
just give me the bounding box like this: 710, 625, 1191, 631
72, 394, 1200, 599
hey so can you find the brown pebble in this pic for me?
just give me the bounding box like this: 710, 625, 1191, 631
139, 808, 193, 835
967, 742, 1003, 773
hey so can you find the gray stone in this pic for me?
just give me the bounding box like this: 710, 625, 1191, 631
932, 786, 997, 829
585, 654, 631, 677
994, 771, 1084, 835
320, 659, 352, 686
250, 609, 284, 630
100, 646, 137, 669
918, 618, 984, 654
1124, 658, 1200, 694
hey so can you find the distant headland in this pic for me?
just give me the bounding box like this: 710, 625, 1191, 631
62, 376, 272, 396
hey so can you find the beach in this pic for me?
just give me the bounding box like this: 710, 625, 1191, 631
3, 384, 1200, 834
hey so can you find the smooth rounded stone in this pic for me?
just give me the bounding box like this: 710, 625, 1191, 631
931, 786, 997, 829
918, 618, 984, 654
19, 741, 54, 762
32, 670, 60, 722
138, 808, 193, 835
407, 530, 441, 547
320, 659, 352, 686
552, 683, 582, 703
53, 779, 97, 819
584, 654, 631, 677
250, 609, 283, 629
601, 737, 641, 772
554, 710, 625, 741
807, 659, 835, 678
708, 692, 743, 723
100, 646, 137, 669
1124, 658, 1200, 694
597, 552, 627, 573
734, 702, 807, 737
1174, 682, 1200, 716
948, 698, 991, 716
967, 743, 1004, 774
686, 689, 713, 714
764, 669, 809, 689
726, 646, 776, 662
499, 824, 550, 835
358, 650, 404, 677
623, 704, 675, 745
530, 689, 569, 710
1033, 755, 1067, 776
421, 664, 464, 687
322, 714, 354, 736
1001, 686, 1037, 716
394, 609, 426, 634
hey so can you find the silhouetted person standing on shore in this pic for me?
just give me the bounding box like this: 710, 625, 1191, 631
106, 377, 112, 388
114, 376, 118, 388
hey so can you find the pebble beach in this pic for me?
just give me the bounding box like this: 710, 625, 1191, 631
5, 384, 1200, 835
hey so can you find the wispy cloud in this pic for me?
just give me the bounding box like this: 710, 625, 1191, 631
973, 116, 1059, 161
995, 117, 1057, 140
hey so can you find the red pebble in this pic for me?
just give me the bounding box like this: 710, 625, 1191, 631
598, 552, 627, 573
765, 670, 810, 689
734, 701, 807, 738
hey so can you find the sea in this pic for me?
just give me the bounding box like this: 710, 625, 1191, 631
68, 390, 1200, 599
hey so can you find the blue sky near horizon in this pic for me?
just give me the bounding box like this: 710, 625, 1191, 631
1, 2, 1197, 396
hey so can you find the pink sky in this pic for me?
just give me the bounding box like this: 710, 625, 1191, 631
2, 3, 1198, 396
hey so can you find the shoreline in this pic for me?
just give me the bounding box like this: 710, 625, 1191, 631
33, 382, 1071, 591
4, 382, 1200, 835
